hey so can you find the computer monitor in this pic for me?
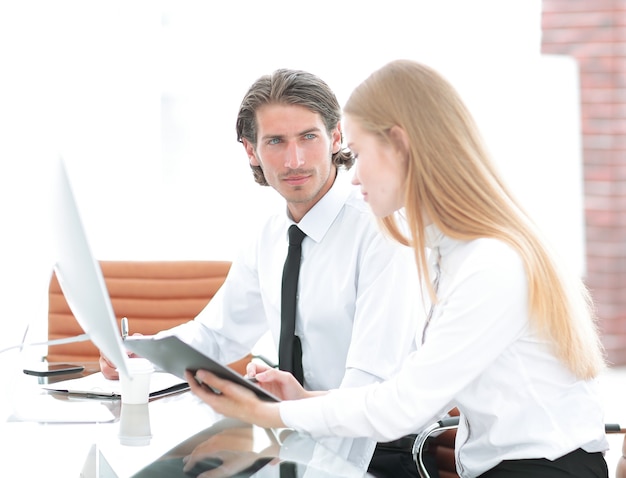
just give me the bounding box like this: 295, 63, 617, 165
51, 157, 129, 377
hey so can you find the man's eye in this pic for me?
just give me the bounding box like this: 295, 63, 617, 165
268, 138, 281, 145
304, 133, 316, 140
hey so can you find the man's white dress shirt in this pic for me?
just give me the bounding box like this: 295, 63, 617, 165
167, 172, 420, 469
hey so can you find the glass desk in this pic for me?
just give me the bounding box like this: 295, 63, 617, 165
2, 365, 375, 478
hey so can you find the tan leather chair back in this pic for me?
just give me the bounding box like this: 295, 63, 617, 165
47, 260, 251, 374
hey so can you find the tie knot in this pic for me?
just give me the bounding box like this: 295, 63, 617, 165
288, 225, 306, 246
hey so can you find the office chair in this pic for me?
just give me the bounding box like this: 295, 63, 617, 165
412, 409, 460, 478
47, 260, 253, 375
412, 414, 626, 478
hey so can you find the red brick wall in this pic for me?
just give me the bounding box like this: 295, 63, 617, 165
541, 0, 626, 365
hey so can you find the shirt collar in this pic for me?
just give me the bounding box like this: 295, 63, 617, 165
424, 223, 445, 249
424, 223, 460, 261
286, 172, 353, 244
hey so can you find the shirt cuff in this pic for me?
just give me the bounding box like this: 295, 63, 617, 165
280, 396, 331, 438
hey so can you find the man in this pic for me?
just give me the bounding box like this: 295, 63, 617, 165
101, 69, 426, 477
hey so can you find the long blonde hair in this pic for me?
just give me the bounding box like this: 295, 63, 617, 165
344, 59, 605, 379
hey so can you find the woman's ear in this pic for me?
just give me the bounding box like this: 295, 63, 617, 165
242, 138, 260, 166
388, 125, 410, 156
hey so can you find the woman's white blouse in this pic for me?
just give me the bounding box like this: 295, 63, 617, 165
280, 228, 609, 477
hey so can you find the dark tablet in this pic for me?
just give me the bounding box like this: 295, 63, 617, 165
124, 335, 279, 402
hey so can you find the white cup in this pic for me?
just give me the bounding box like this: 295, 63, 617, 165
119, 358, 154, 404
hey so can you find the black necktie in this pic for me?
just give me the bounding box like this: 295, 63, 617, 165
279, 224, 306, 384
280, 462, 298, 478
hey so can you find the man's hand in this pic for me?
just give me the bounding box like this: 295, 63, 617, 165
99, 353, 121, 380
245, 363, 309, 401
99, 332, 143, 380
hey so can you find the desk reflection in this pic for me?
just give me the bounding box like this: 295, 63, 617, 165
119, 403, 152, 446
126, 417, 371, 478
5, 364, 374, 478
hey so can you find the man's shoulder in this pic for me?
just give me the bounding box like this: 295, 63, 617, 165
341, 188, 376, 218
326, 190, 393, 250
338, 190, 383, 236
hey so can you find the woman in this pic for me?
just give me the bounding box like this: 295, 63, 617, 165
186, 59, 609, 477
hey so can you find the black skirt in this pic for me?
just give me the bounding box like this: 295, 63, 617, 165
478, 448, 608, 478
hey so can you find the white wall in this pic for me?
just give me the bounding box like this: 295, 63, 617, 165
1, 1, 585, 367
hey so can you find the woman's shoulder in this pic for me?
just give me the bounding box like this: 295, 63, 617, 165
471, 236, 518, 256
452, 236, 524, 274
442, 237, 527, 296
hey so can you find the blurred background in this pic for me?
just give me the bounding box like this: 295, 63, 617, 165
0, 0, 623, 369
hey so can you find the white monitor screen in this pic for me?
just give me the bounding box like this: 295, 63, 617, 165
51, 158, 129, 377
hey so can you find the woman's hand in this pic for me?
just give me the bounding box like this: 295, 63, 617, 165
185, 370, 285, 429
